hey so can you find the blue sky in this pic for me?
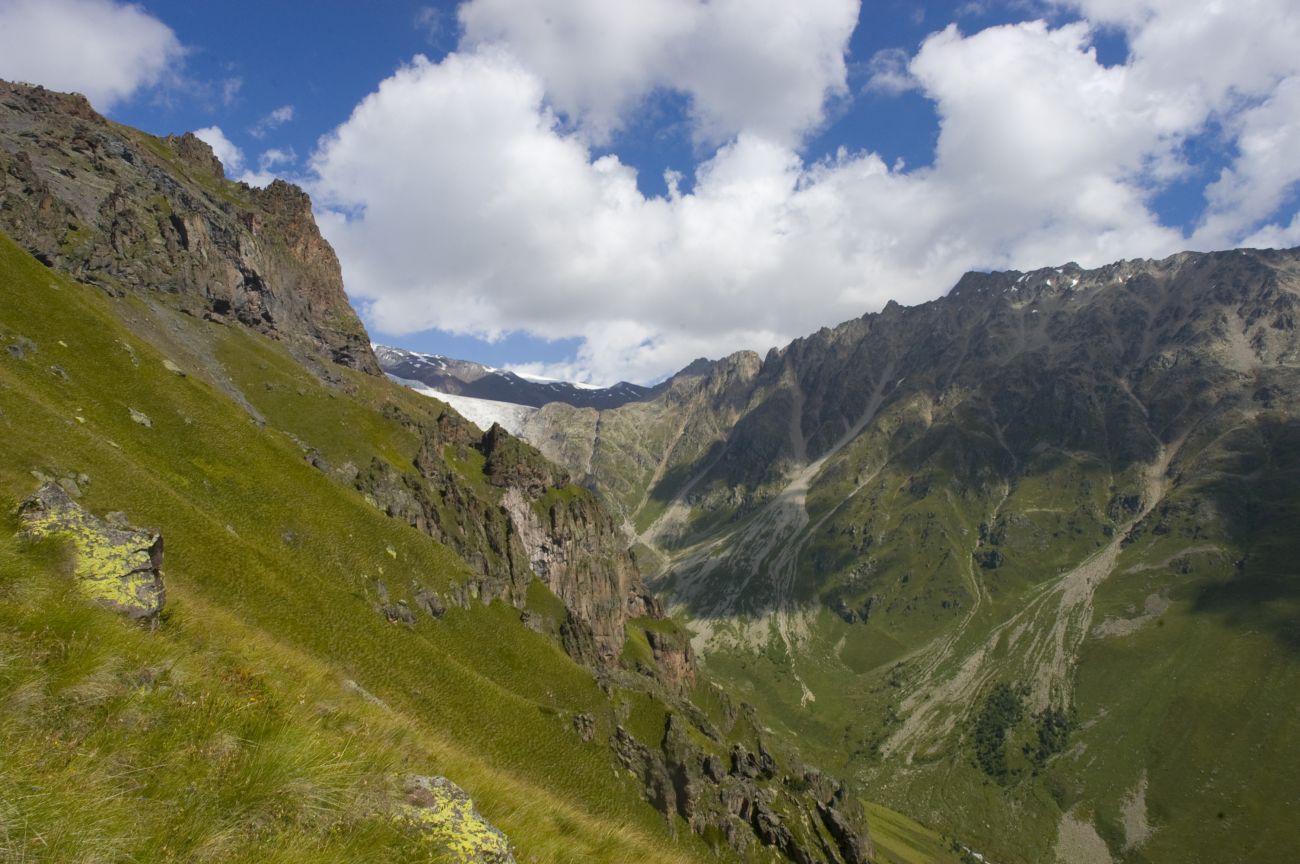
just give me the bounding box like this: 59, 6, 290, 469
3, 0, 1299, 383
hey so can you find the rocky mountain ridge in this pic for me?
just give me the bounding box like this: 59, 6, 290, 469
0, 80, 378, 376
376, 344, 655, 409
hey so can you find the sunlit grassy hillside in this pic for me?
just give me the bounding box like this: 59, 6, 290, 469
0, 230, 718, 863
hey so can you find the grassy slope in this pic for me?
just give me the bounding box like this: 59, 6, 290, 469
862, 803, 963, 864
691, 396, 1300, 862
0, 231, 715, 863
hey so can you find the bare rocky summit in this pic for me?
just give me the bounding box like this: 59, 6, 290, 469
0, 80, 378, 375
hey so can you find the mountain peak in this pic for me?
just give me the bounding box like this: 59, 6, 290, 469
375, 345, 657, 410
0, 78, 379, 376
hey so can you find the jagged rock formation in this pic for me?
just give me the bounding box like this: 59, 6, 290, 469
19, 482, 164, 621
0, 80, 378, 375
344, 402, 660, 668
612, 713, 871, 863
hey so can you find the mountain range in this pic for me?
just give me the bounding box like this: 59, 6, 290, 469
493, 245, 1300, 857
377, 345, 653, 407
383, 237, 1300, 862
3, 77, 1298, 864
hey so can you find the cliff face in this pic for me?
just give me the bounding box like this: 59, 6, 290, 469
350, 404, 665, 670
500, 485, 648, 664
0, 80, 378, 375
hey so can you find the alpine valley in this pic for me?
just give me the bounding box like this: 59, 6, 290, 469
2, 76, 1297, 864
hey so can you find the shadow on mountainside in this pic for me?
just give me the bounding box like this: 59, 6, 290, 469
1191, 415, 1300, 654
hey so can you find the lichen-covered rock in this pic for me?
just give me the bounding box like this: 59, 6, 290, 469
18, 482, 164, 621
396, 775, 515, 863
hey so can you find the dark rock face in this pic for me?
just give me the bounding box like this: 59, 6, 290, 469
612, 710, 871, 863
18, 482, 165, 622
0, 80, 378, 376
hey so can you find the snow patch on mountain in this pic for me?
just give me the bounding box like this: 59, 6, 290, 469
387, 375, 537, 436
512, 369, 602, 390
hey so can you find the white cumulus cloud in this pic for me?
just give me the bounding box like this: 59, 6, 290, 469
249, 104, 295, 139
1054, 0, 1300, 245
0, 0, 183, 110
310, 2, 1300, 385
194, 126, 245, 174
457, 0, 859, 145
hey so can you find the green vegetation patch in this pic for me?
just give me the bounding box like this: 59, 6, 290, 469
971, 682, 1025, 784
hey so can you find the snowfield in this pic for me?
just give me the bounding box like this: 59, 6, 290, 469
387, 375, 537, 435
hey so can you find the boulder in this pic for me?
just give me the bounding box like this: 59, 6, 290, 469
396, 775, 515, 863
18, 482, 164, 621
572, 712, 596, 742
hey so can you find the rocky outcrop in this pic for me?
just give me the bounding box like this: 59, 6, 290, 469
612, 711, 871, 863
499, 483, 645, 664
18, 482, 164, 621
0, 80, 378, 375
480, 421, 568, 494
395, 775, 515, 863
361, 447, 533, 608
347, 407, 678, 673
644, 626, 697, 693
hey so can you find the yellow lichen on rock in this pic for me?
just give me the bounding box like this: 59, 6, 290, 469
18, 482, 165, 621
395, 775, 515, 863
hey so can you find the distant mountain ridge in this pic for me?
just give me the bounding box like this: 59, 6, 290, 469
375, 345, 656, 409
516, 244, 1300, 863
